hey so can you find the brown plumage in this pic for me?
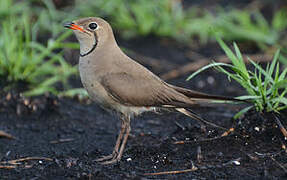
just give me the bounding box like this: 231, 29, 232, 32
64, 17, 240, 164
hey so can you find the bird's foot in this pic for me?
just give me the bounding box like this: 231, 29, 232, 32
99, 157, 120, 165
95, 154, 114, 162
95, 151, 121, 164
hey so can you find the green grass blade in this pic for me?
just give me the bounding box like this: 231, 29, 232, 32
269, 49, 280, 75
187, 62, 233, 81
234, 106, 253, 119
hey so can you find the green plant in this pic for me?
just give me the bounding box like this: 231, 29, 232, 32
188, 37, 287, 118
32, 0, 73, 38
72, 1, 287, 58
0, 14, 78, 96
214, 9, 278, 46
74, 0, 187, 39
0, 0, 28, 19
214, 9, 287, 65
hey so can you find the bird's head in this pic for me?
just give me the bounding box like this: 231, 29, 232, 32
64, 17, 115, 57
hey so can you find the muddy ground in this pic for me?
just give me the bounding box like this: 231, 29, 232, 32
1, 34, 287, 179
1, 0, 287, 178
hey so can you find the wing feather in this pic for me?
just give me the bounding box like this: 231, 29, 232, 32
100, 72, 196, 107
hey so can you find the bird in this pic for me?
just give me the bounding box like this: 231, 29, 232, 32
64, 17, 241, 164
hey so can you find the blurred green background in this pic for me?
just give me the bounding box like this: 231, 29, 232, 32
0, 0, 286, 97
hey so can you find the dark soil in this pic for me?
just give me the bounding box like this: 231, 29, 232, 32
1, 0, 287, 177
1, 35, 287, 179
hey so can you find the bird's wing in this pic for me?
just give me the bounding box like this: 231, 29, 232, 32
169, 85, 240, 101
100, 72, 196, 107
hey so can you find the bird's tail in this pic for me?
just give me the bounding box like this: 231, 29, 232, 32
170, 85, 244, 102
175, 108, 228, 131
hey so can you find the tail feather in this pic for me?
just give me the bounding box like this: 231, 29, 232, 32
175, 108, 228, 131
170, 85, 243, 102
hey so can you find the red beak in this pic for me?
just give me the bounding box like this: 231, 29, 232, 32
64, 22, 85, 32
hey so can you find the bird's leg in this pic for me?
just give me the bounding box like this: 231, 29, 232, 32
115, 118, 131, 160
112, 119, 126, 154
100, 116, 131, 165
95, 118, 126, 162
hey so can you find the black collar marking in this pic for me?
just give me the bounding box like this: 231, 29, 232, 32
80, 32, 98, 57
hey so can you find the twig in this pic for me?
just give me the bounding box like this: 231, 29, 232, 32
174, 127, 235, 144
0, 130, 15, 139
197, 146, 202, 163
239, 150, 259, 161
144, 166, 198, 176
0, 157, 53, 165
174, 121, 186, 131
273, 114, 287, 138
160, 54, 273, 80
221, 127, 235, 137
254, 151, 283, 157
0, 165, 16, 169
144, 157, 242, 176
270, 156, 287, 174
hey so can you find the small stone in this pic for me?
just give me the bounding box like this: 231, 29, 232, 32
232, 160, 240, 165
32, 105, 37, 111
24, 99, 29, 106
6, 93, 11, 101
197, 80, 205, 88
207, 76, 215, 84
218, 152, 223, 157
6, 151, 11, 157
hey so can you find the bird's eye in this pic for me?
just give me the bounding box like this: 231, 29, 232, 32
88, 22, 98, 30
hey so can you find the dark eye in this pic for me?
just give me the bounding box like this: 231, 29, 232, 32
89, 22, 98, 30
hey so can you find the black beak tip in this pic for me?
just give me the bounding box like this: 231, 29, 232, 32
63, 22, 74, 28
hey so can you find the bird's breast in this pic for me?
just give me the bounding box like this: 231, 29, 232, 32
78, 58, 109, 105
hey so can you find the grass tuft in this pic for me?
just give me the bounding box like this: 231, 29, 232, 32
0, 14, 77, 96
188, 37, 287, 118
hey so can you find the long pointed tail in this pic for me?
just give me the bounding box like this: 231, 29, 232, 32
175, 108, 228, 131
170, 85, 244, 102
